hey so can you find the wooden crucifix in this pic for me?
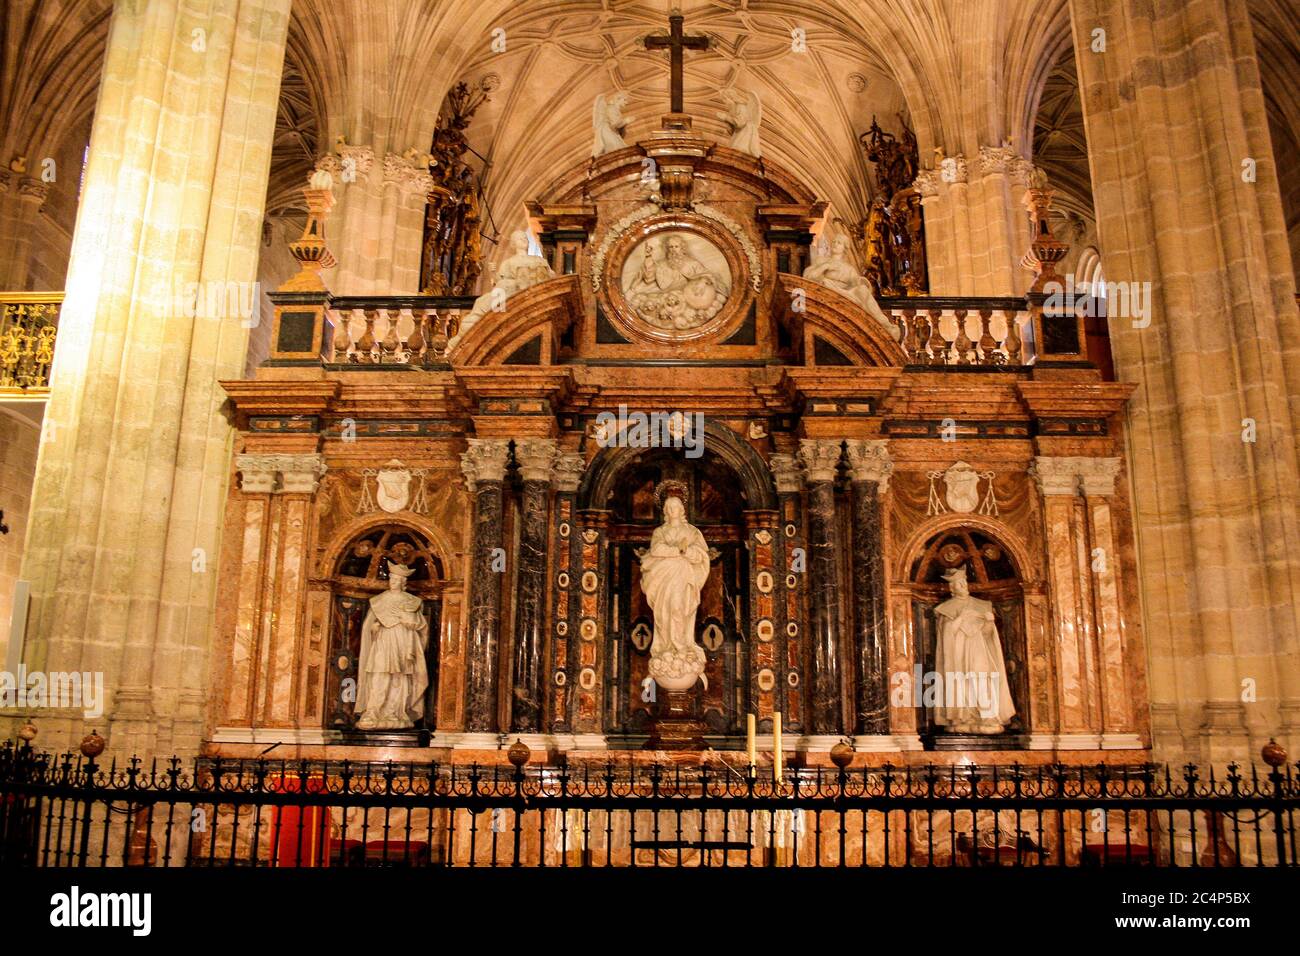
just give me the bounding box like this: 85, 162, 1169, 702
645, 10, 709, 114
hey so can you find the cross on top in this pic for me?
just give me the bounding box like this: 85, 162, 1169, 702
644, 10, 710, 115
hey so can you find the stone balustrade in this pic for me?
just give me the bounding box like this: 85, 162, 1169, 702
878, 295, 1033, 367
326, 295, 475, 366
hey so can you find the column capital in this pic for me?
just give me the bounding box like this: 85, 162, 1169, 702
551, 452, 586, 492
235, 453, 327, 495
461, 438, 511, 490
1029, 456, 1081, 497
514, 437, 560, 483
798, 438, 843, 484
843, 439, 893, 490
1078, 457, 1122, 497
768, 453, 802, 494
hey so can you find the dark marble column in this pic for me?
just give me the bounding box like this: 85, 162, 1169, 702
845, 439, 893, 736
460, 439, 511, 734
799, 439, 845, 736
509, 439, 559, 734
768, 453, 806, 733
546, 454, 586, 733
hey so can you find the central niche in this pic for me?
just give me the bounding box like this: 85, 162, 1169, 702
619, 231, 732, 331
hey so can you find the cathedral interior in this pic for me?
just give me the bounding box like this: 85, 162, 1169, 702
0, 1, 1298, 881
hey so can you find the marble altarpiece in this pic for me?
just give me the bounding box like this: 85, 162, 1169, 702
209, 100, 1149, 771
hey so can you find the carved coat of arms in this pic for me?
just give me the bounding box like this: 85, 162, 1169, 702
376, 460, 412, 513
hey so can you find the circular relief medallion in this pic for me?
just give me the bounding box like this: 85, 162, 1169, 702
556, 620, 569, 637
756, 571, 774, 594
757, 669, 776, 692
785, 573, 798, 589
336, 656, 350, 671
559, 521, 571, 539
581, 571, 599, 593
579, 667, 597, 691
620, 231, 731, 331
786, 621, 799, 638
580, 618, 598, 641
756, 619, 775, 643
787, 671, 800, 688
557, 571, 570, 589
555, 671, 567, 687
784, 523, 797, 538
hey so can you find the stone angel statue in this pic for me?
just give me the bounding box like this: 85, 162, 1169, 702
452, 229, 554, 343
719, 87, 761, 157
592, 92, 630, 157
802, 232, 893, 329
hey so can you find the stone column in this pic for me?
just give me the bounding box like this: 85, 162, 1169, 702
844, 440, 893, 739
1078, 458, 1141, 747
769, 454, 806, 734
1030, 456, 1099, 746
10, 0, 291, 756
547, 453, 585, 738
0, 178, 49, 289
570, 509, 611, 749
798, 439, 845, 739
509, 438, 559, 735
1071, 0, 1300, 760
460, 438, 511, 741
744, 508, 780, 731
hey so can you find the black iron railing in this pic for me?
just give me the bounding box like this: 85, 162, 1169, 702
1, 741, 1294, 869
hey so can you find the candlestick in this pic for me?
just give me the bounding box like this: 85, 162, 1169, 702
746, 713, 756, 771
773, 711, 783, 784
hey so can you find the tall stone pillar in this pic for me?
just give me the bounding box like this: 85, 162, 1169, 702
1078, 458, 1141, 747
1030, 457, 1097, 746
844, 440, 893, 739
1071, 0, 1300, 760
459, 438, 510, 741
10, 0, 291, 755
546, 453, 585, 738
798, 439, 845, 739
0, 178, 49, 289
509, 438, 558, 735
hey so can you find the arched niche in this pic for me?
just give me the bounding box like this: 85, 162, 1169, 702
323, 525, 445, 734
907, 526, 1030, 746
581, 438, 764, 738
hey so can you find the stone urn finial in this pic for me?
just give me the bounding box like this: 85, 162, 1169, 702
829, 739, 855, 770
17, 720, 37, 744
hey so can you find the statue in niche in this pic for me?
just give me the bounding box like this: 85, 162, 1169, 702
454, 229, 554, 342
932, 565, 1015, 733
639, 494, 711, 690
355, 561, 430, 730
621, 233, 731, 331
802, 233, 893, 328
718, 87, 761, 157
592, 92, 630, 156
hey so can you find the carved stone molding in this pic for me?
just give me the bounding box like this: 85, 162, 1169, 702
17, 178, 48, 203
798, 439, 843, 484
460, 438, 511, 490
335, 143, 375, 182
843, 439, 893, 490
768, 453, 802, 494
383, 151, 435, 197
911, 168, 940, 198
1031, 456, 1122, 498
514, 437, 561, 482
551, 452, 586, 492
235, 453, 327, 495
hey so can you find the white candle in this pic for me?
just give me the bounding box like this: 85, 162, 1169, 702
746, 713, 756, 770
773, 711, 783, 783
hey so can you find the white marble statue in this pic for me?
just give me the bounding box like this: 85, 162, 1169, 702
622, 233, 730, 331
592, 92, 630, 157
455, 229, 554, 342
802, 234, 892, 328
718, 87, 761, 157
932, 566, 1016, 733
640, 496, 711, 690
355, 561, 430, 730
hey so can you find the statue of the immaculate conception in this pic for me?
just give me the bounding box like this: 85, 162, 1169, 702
639, 492, 711, 691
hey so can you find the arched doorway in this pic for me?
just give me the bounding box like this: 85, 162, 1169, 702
325, 525, 445, 737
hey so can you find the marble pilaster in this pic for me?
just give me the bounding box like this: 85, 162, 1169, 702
844, 440, 892, 736
510, 438, 559, 734
547, 453, 585, 733
461, 439, 511, 734
1078, 458, 1132, 735
769, 453, 807, 733
798, 439, 845, 735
